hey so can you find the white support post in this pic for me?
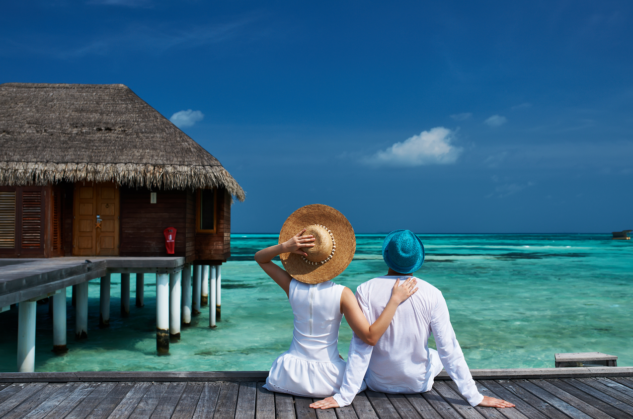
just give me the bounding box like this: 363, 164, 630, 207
99, 274, 111, 328
53, 289, 67, 354
136, 273, 145, 308
210, 266, 216, 328
216, 265, 222, 321
156, 273, 169, 355
193, 265, 201, 316
17, 301, 36, 372
75, 282, 89, 339
182, 265, 192, 327
121, 273, 130, 317
201, 265, 209, 306
169, 270, 182, 340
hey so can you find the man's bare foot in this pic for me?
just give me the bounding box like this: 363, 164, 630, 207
310, 397, 339, 409
478, 395, 515, 408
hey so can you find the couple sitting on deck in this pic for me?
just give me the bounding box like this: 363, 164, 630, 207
255, 205, 515, 410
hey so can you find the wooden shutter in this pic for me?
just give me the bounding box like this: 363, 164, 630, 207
21, 191, 42, 248
0, 192, 16, 249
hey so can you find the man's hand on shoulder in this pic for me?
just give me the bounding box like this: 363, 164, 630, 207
478, 395, 515, 408
310, 397, 339, 410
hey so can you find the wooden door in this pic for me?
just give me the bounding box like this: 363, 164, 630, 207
73, 182, 119, 256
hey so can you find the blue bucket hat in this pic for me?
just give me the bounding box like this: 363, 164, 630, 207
382, 230, 425, 274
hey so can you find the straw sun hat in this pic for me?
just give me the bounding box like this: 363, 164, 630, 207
279, 204, 356, 284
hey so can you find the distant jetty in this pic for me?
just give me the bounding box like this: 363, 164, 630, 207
612, 230, 632, 240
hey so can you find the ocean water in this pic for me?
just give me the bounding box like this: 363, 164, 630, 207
0, 234, 631, 372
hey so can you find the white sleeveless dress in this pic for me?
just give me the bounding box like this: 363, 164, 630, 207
264, 279, 367, 397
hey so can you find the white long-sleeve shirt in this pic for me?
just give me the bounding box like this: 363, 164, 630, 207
332, 276, 484, 407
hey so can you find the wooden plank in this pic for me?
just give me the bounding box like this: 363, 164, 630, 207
312, 399, 337, 419
256, 383, 275, 419
446, 381, 524, 419
552, 379, 633, 418
421, 388, 462, 419
514, 380, 593, 419
84, 382, 134, 419
469, 382, 529, 419
41, 383, 100, 419
529, 379, 612, 419
65, 383, 117, 419
0, 383, 47, 417
150, 382, 187, 419
479, 381, 547, 419
434, 382, 485, 419
235, 382, 257, 419
595, 378, 633, 400
0, 383, 28, 405
3, 383, 66, 419
294, 397, 317, 419
576, 378, 633, 407
386, 393, 422, 418
0, 383, 10, 393
23, 383, 80, 419
335, 403, 359, 419
405, 394, 443, 419
128, 383, 169, 419
274, 392, 296, 419
192, 382, 222, 419
495, 380, 568, 419
171, 383, 204, 419
365, 390, 400, 419
106, 382, 151, 419
214, 382, 240, 419
612, 378, 633, 391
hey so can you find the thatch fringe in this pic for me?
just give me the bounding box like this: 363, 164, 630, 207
0, 162, 246, 202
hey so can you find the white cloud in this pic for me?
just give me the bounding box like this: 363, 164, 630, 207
364, 127, 462, 167
484, 115, 507, 127
450, 112, 472, 121
170, 110, 204, 128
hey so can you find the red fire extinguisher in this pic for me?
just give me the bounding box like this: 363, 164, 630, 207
163, 227, 177, 255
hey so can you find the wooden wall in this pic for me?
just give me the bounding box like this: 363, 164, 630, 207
0, 184, 63, 258
120, 187, 229, 263
61, 182, 74, 256
119, 188, 188, 258
0, 183, 231, 262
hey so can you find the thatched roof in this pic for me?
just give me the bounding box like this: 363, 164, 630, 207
0, 83, 245, 201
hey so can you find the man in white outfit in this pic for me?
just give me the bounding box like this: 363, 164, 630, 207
310, 230, 515, 410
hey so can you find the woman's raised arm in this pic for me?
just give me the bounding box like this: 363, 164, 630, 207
255, 230, 316, 297
341, 278, 417, 346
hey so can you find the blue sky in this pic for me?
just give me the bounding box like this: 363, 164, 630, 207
2, 1, 632, 233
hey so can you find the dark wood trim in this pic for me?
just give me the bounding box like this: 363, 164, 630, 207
0, 371, 269, 383
195, 188, 217, 234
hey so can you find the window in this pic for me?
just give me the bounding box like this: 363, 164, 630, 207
196, 189, 216, 233
0, 191, 16, 248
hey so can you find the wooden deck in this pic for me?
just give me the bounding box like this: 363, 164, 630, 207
3, 374, 633, 418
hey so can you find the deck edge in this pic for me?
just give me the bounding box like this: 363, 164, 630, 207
1, 367, 632, 383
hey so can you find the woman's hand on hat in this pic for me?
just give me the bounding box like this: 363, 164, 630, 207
390, 277, 418, 304
282, 229, 316, 256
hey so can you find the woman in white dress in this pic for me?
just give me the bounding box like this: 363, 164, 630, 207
255, 204, 417, 398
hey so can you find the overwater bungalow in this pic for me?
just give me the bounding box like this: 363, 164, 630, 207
0, 83, 245, 370
612, 230, 632, 240
0, 83, 244, 260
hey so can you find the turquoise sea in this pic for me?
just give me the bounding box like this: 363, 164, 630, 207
0, 234, 632, 372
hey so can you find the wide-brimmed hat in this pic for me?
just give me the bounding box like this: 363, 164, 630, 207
382, 230, 425, 274
279, 204, 356, 284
